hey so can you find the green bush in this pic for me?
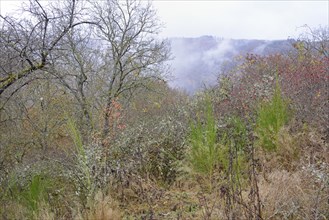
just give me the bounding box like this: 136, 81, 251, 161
255, 80, 290, 151
188, 97, 222, 177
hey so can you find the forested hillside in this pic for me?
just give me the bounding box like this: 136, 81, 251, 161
169, 36, 292, 93
0, 1, 328, 219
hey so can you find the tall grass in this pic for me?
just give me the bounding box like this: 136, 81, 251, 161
22, 175, 49, 213
5, 173, 54, 219
67, 116, 93, 207
256, 79, 290, 151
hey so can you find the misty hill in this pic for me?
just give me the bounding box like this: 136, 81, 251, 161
168, 36, 292, 93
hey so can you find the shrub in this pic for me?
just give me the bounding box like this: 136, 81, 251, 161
187, 97, 222, 178
214, 54, 279, 121
220, 116, 248, 176
255, 80, 290, 151
110, 113, 187, 185
281, 51, 329, 131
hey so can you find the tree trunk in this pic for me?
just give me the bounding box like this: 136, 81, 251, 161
103, 96, 112, 138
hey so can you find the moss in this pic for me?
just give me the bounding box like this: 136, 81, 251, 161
0, 63, 45, 92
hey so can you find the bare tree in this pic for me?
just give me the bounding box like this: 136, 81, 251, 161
0, 0, 93, 97
292, 25, 329, 58
51, 27, 100, 134
92, 0, 171, 137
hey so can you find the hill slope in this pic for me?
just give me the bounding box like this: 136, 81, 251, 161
169, 36, 292, 93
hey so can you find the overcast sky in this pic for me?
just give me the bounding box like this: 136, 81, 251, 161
1, 0, 328, 40
153, 0, 328, 40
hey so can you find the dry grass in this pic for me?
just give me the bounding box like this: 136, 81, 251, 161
298, 128, 329, 165
255, 126, 329, 219
35, 202, 55, 220
81, 191, 122, 220
259, 168, 328, 220
1, 202, 29, 220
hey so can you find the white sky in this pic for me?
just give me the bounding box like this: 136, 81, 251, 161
153, 0, 328, 40
1, 0, 328, 40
